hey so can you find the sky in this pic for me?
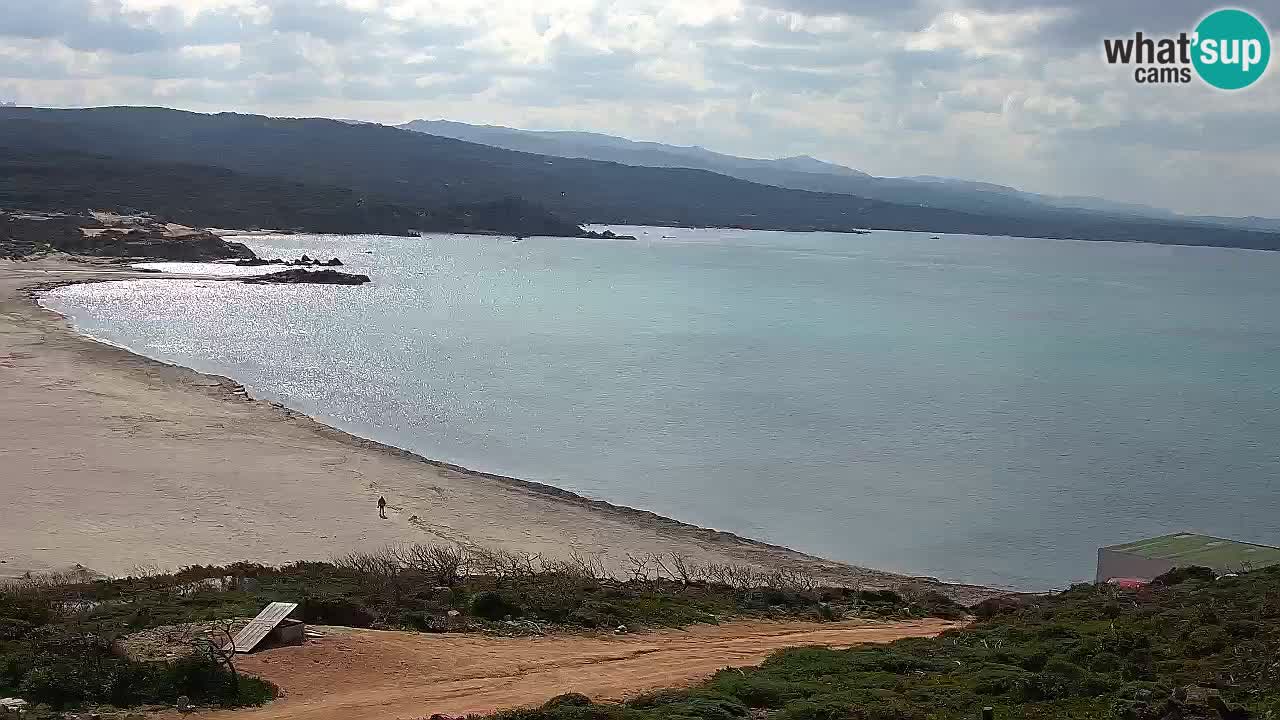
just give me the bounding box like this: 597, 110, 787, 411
1, 0, 1277, 217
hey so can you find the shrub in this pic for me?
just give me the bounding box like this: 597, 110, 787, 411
857, 590, 904, 605
743, 588, 792, 609
1225, 619, 1261, 638
1043, 657, 1087, 680
628, 691, 748, 720
1090, 652, 1124, 673
774, 700, 854, 720
711, 670, 800, 708
1152, 566, 1215, 586
1184, 627, 1227, 657
469, 591, 522, 621
971, 595, 1025, 619
394, 544, 465, 587
11, 649, 273, 710
973, 666, 1033, 696
18, 665, 94, 709
566, 601, 625, 628
543, 693, 593, 709
299, 596, 375, 627
1018, 672, 1072, 701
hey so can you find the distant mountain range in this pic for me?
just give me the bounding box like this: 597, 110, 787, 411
402, 119, 873, 180
400, 119, 1279, 233
1, 106, 1278, 250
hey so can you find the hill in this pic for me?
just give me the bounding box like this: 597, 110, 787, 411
5, 106, 1280, 249
0, 121, 582, 237
402, 118, 1280, 237
400, 119, 874, 180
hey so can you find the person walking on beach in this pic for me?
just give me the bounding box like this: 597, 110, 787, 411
377, 495, 387, 519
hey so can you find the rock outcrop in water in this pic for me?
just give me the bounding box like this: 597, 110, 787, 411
244, 268, 370, 285
233, 255, 343, 267
579, 229, 638, 240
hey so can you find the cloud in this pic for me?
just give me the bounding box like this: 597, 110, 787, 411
0, 0, 1276, 216
267, 0, 372, 40
3, 0, 174, 53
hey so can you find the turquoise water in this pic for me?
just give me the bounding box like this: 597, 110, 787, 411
41, 227, 1280, 589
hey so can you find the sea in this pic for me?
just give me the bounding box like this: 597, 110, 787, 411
39, 226, 1280, 590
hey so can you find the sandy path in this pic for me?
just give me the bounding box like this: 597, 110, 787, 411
188, 619, 959, 720
0, 257, 994, 602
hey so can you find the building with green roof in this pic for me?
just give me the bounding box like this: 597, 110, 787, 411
1097, 533, 1280, 582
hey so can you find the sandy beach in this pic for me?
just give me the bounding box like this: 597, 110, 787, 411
0, 257, 994, 601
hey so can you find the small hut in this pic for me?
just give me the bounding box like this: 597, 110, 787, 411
225, 602, 305, 653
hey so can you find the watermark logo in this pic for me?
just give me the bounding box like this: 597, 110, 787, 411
1103, 8, 1270, 89
1194, 9, 1270, 88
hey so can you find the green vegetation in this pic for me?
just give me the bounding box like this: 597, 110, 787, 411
489, 565, 1280, 720
17, 546, 1276, 720
0, 545, 962, 714
0, 577, 275, 711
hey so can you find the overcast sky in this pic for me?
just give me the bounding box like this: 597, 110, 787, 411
1, 0, 1276, 217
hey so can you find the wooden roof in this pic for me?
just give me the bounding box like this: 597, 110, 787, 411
226, 602, 300, 653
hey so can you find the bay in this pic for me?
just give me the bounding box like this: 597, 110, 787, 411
41, 226, 1280, 589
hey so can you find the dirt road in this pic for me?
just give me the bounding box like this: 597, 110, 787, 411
193, 619, 959, 720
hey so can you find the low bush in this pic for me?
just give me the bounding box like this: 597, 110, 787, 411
469, 590, 523, 621
474, 565, 1280, 720
299, 595, 376, 627
0, 621, 275, 710
0, 545, 968, 715
544, 693, 593, 709
1152, 566, 1215, 586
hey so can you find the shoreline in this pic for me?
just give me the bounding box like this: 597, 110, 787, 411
1, 256, 1001, 603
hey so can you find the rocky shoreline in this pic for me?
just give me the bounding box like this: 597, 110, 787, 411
245, 267, 371, 285
2, 209, 374, 285
1, 209, 255, 262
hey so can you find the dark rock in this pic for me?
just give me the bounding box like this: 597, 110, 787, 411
245, 268, 370, 285
233, 257, 286, 267
580, 229, 638, 240
236, 256, 347, 268
272, 256, 346, 267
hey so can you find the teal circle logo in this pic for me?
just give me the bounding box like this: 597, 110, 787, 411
1193, 9, 1270, 89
